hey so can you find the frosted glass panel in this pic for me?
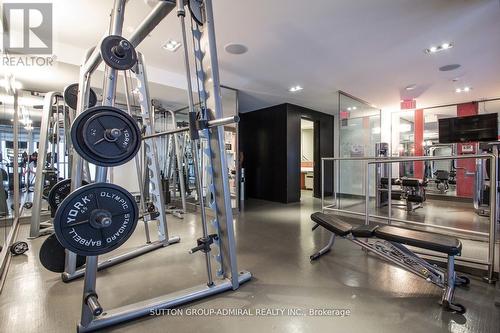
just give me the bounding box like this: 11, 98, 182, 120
338, 94, 381, 203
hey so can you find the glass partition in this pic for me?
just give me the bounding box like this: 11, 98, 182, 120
0, 88, 25, 263
337, 92, 381, 209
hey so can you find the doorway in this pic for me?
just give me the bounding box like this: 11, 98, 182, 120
300, 118, 315, 199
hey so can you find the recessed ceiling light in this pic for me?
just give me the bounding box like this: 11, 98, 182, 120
224, 43, 248, 55
289, 85, 303, 92
455, 86, 472, 93
162, 40, 181, 52
425, 42, 453, 54
405, 84, 417, 91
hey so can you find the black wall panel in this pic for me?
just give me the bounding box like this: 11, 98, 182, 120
240, 103, 334, 203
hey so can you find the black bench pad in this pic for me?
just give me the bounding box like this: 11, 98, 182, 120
401, 178, 427, 187
352, 225, 379, 238
375, 226, 462, 256
311, 213, 352, 237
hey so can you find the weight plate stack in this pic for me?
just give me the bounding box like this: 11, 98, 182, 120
53, 183, 139, 256
63, 83, 97, 110
71, 106, 141, 167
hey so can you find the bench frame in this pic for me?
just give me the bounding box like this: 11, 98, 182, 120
311, 225, 468, 313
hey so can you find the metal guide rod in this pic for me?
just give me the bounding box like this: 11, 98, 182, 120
142, 116, 239, 139
177, 0, 213, 285
123, 72, 150, 243
168, 110, 187, 212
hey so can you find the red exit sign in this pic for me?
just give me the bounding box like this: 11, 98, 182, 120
401, 99, 416, 110
340, 111, 350, 119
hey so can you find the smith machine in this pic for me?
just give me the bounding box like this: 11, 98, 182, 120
51, 1, 250, 331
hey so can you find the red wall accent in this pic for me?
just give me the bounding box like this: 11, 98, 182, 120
413, 109, 424, 178
456, 102, 478, 198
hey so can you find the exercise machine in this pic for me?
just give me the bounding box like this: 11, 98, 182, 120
375, 143, 427, 211
310, 212, 469, 313
51, 1, 250, 331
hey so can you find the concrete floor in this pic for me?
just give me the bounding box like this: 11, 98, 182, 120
0, 194, 499, 332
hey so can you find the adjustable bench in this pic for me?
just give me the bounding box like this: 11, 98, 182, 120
310, 212, 468, 313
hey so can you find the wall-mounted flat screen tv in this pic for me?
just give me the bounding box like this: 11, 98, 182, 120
438, 113, 498, 143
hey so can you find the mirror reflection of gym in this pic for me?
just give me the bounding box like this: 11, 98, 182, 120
300, 118, 314, 198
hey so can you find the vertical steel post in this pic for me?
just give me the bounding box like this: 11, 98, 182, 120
486, 150, 498, 282
388, 161, 392, 224
29, 92, 57, 238
12, 92, 19, 218
364, 161, 369, 225
80, 0, 126, 327
321, 158, 324, 211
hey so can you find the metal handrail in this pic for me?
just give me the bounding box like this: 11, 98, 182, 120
321, 152, 498, 281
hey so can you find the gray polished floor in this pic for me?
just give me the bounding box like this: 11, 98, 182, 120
0, 194, 499, 333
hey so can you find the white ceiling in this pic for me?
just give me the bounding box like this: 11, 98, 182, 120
2, 0, 500, 114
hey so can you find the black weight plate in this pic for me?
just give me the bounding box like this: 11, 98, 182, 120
53, 183, 138, 256
71, 106, 141, 167
48, 178, 89, 211
101, 35, 137, 71
42, 184, 51, 200
10, 241, 28, 255
189, 0, 204, 25
39, 233, 86, 273
63, 83, 97, 110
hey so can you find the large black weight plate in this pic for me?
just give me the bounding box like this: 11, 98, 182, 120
48, 178, 89, 211
53, 183, 138, 256
63, 83, 97, 110
71, 106, 141, 167
39, 233, 86, 273
101, 35, 137, 71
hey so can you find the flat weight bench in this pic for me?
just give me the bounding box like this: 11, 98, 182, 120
310, 212, 469, 313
